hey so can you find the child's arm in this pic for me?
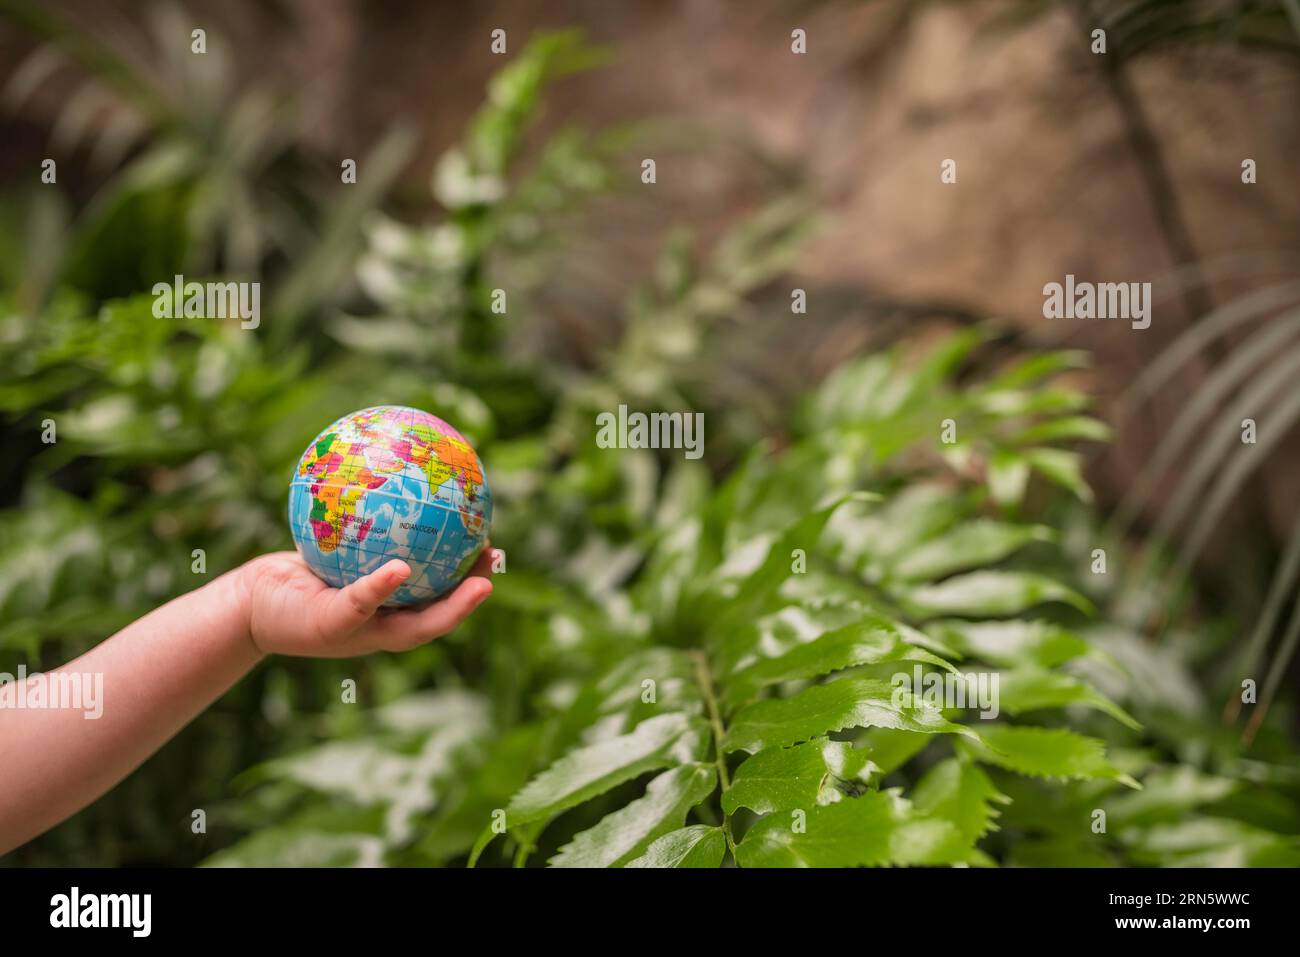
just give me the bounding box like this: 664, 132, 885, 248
0, 550, 493, 855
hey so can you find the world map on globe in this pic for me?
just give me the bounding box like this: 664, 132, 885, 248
288, 405, 492, 606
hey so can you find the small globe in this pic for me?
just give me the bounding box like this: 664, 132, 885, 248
288, 405, 492, 606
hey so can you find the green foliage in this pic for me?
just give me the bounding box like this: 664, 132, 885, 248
216, 309, 1239, 867
2, 25, 1298, 869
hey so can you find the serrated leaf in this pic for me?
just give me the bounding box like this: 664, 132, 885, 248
734, 791, 968, 867
721, 615, 956, 707
506, 712, 704, 826
897, 571, 1093, 618
723, 738, 877, 815
996, 667, 1140, 730
549, 763, 716, 867
910, 758, 1009, 845
722, 678, 981, 754
928, 619, 1089, 667
625, 825, 727, 868
889, 520, 1053, 582
966, 726, 1139, 788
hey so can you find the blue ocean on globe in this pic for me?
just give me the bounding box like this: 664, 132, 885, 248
287, 406, 492, 606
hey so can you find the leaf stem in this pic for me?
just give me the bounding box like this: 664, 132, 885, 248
690, 650, 736, 856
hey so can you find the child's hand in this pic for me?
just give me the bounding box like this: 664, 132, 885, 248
239, 547, 495, 657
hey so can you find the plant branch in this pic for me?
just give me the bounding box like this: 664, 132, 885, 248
690, 650, 736, 856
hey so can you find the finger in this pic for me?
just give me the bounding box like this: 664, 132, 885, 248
320, 559, 410, 637
467, 543, 497, 579
372, 574, 493, 651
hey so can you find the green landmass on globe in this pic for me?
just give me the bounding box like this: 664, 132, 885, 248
288, 405, 492, 606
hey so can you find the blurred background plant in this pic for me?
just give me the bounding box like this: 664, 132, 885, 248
0, 0, 1297, 866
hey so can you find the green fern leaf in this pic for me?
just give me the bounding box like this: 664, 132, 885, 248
721, 615, 956, 707
722, 678, 981, 754
625, 825, 727, 868
722, 738, 877, 815
996, 667, 1140, 730
549, 764, 716, 867
967, 726, 1140, 788
506, 713, 706, 826
734, 791, 967, 867
910, 758, 1010, 844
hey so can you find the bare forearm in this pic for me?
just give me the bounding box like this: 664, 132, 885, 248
0, 545, 493, 855
0, 570, 263, 854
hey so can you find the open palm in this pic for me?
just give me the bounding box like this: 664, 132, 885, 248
240, 547, 495, 657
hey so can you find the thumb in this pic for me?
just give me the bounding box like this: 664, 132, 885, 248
320, 560, 410, 636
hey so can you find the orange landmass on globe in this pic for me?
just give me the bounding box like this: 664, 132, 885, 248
296, 417, 486, 553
